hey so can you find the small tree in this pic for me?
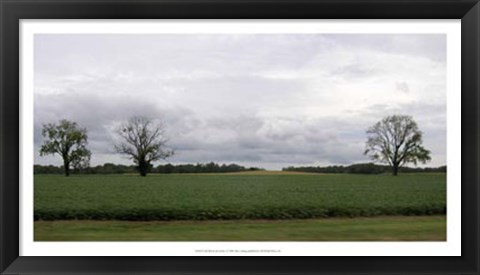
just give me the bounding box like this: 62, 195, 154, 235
364, 115, 431, 176
39, 119, 91, 176
115, 116, 174, 176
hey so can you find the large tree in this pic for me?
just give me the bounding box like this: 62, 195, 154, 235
39, 119, 91, 176
115, 117, 174, 176
364, 115, 431, 176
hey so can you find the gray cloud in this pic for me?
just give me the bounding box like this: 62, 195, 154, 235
34, 34, 446, 169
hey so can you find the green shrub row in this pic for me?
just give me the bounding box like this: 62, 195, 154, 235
34, 205, 446, 221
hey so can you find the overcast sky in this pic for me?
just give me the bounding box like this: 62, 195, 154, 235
34, 34, 446, 170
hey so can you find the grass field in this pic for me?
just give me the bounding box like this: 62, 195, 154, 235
34, 172, 446, 221
34, 215, 446, 241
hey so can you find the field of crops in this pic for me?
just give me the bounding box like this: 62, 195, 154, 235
34, 172, 446, 221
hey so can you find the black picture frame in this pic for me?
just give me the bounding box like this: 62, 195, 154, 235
1, 0, 479, 274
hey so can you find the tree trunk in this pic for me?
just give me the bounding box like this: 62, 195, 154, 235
392, 165, 398, 176
138, 160, 148, 177
64, 160, 70, 177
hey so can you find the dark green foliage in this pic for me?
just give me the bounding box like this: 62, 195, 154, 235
34, 173, 446, 221
39, 119, 91, 176
283, 163, 446, 174
34, 165, 65, 174
90, 163, 137, 174
155, 162, 264, 173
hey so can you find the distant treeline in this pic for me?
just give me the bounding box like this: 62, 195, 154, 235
282, 163, 446, 174
155, 163, 264, 173
34, 162, 264, 175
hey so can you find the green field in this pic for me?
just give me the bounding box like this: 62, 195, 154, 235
34, 172, 446, 221
35, 216, 446, 241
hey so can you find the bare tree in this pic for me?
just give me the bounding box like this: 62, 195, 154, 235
364, 115, 431, 176
115, 117, 174, 176
39, 119, 91, 176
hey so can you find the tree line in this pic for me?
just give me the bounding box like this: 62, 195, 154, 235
38, 114, 434, 176
283, 163, 446, 175
34, 162, 263, 175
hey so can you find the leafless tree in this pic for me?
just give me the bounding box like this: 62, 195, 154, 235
115, 117, 174, 176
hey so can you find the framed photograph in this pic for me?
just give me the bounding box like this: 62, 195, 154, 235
1, 0, 479, 274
